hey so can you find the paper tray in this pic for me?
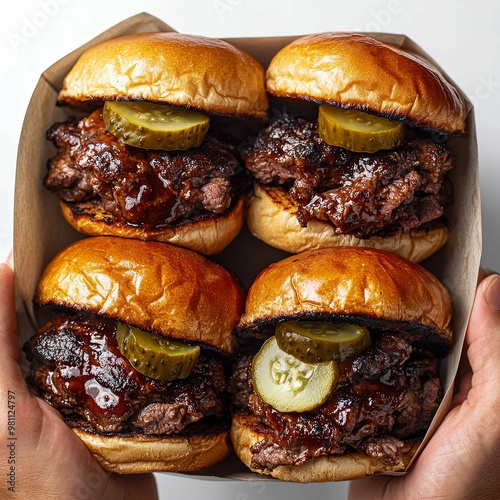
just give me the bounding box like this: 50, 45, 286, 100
13, 12, 482, 481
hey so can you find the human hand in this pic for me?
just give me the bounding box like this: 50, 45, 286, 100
0, 262, 158, 500
349, 270, 500, 500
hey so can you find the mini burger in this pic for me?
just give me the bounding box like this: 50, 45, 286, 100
43, 32, 269, 255
230, 246, 452, 481
242, 32, 468, 262
23, 236, 245, 473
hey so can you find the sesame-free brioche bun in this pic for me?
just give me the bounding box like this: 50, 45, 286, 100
52, 32, 264, 255
246, 182, 447, 263
58, 32, 268, 120
35, 236, 245, 355
30, 236, 244, 473
232, 247, 452, 481
231, 412, 419, 482
59, 196, 245, 256
266, 32, 467, 134
246, 32, 465, 259
236, 246, 452, 354
73, 423, 231, 474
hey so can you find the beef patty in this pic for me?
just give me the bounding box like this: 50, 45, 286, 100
23, 313, 229, 435
44, 108, 244, 228
241, 116, 453, 238
229, 332, 442, 470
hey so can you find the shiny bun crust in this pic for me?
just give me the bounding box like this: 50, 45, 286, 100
59, 197, 245, 256
237, 246, 452, 349
247, 182, 447, 263
266, 32, 467, 134
231, 413, 418, 482
35, 236, 245, 354
58, 32, 268, 120
73, 426, 231, 474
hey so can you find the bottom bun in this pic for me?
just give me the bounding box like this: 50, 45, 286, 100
231, 413, 419, 483
72, 425, 231, 474
247, 182, 447, 263
60, 197, 245, 256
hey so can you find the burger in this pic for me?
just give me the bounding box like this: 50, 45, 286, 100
22, 236, 245, 473
230, 246, 452, 481
241, 32, 468, 262
43, 32, 268, 255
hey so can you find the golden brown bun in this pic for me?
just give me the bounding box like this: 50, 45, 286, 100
60, 197, 245, 256
247, 182, 447, 263
266, 32, 467, 134
58, 32, 268, 120
35, 236, 245, 354
73, 425, 231, 474
231, 413, 418, 482
237, 246, 452, 352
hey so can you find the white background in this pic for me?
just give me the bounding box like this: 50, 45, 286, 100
1, 1, 499, 499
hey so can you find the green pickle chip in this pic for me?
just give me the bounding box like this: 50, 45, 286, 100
252, 336, 338, 413
115, 322, 200, 381
318, 104, 404, 153
276, 321, 371, 363
103, 101, 210, 150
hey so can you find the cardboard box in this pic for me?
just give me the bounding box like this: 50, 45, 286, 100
14, 12, 481, 480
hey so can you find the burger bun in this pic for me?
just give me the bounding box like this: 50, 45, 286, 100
246, 182, 448, 263
58, 32, 268, 120
35, 236, 245, 354
73, 425, 231, 474
266, 32, 467, 134
231, 412, 419, 482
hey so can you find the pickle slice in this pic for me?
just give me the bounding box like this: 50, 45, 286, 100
318, 104, 404, 153
276, 321, 371, 363
103, 101, 210, 150
252, 336, 338, 413
115, 323, 200, 381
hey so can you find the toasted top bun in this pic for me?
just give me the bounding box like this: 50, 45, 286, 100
35, 236, 245, 354
266, 32, 467, 134
58, 32, 268, 120
236, 247, 452, 354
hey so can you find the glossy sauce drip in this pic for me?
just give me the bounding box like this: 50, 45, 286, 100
45, 109, 242, 227
241, 332, 440, 465
242, 116, 452, 237
31, 315, 137, 420
23, 313, 228, 434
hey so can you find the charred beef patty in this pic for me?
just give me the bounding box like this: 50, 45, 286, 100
229, 332, 441, 470
44, 108, 244, 228
23, 312, 229, 435
241, 116, 453, 238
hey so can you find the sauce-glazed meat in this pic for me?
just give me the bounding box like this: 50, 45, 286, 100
44, 108, 243, 227
241, 116, 453, 238
229, 332, 441, 470
23, 313, 228, 435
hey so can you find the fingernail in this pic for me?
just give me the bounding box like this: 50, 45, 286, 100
485, 274, 500, 311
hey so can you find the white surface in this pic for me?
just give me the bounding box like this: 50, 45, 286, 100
1, 1, 498, 498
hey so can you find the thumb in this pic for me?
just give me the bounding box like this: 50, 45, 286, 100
0, 263, 38, 407
0, 263, 22, 369
465, 273, 500, 391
